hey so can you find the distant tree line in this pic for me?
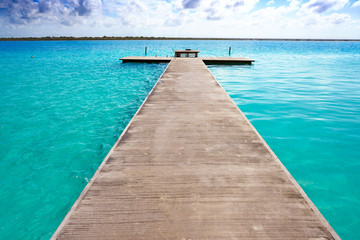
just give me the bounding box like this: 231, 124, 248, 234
0, 36, 359, 41
0, 36, 169, 41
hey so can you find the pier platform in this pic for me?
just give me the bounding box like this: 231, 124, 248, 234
121, 56, 254, 64
52, 58, 339, 239
121, 56, 172, 63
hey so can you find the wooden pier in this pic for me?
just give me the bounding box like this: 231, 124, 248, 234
52, 57, 339, 239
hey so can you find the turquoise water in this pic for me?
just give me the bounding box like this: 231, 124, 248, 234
0, 40, 359, 239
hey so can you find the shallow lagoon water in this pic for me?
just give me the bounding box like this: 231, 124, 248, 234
0, 40, 359, 239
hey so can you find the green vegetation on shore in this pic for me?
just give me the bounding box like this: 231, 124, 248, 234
1, 36, 359, 41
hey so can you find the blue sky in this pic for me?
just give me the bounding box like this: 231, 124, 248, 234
0, 0, 359, 38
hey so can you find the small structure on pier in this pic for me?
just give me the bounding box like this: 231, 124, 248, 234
174, 49, 200, 58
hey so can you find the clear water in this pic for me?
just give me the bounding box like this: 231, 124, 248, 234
0, 40, 359, 239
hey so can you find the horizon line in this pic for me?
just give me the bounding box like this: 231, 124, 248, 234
1, 36, 360, 41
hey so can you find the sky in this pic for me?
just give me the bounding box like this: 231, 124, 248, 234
0, 0, 359, 39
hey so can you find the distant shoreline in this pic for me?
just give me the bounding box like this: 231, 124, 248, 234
1, 36, 360, 41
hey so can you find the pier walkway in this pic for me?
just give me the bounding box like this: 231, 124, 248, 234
52, 58, 339, 239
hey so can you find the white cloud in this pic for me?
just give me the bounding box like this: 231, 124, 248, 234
353, 0, 360, 7
325, 12, 351, 24
177, 0, 259, 21
0, 0, 102, 25
298, 12, 351, 26
0, 0, 359, 38
300, 0, 349, 14
267, 0, 275, 5
245, 0, 300, 26
293, 0, 352, 29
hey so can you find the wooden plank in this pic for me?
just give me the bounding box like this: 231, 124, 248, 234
121, 56, 255, 65
52, 58, 339, 240
201, 57, 254, 65
121, 56, 172, 63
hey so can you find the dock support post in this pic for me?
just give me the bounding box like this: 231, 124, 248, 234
145, 47, 147, 55
229, 47, 232, 55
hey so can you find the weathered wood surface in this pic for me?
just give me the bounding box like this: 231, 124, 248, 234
121, 56, 172, 63
52, 58, 339, 239
201, 57, 254, 65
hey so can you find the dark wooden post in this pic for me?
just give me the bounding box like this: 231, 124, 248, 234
229, 47, 232, 55
145, 47, 147, 55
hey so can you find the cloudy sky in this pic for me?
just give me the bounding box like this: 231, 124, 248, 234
0, 0, 359, 38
